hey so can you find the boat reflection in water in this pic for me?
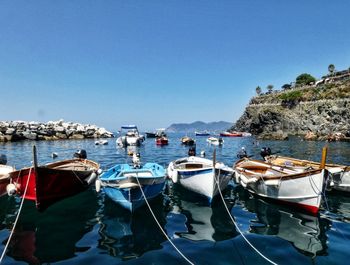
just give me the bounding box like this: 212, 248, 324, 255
235, 186, 330, 257
166, 184, 237, 242
2, 190, 99, 265
97, 195, 167, 260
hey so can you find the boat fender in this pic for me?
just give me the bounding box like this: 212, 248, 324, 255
86, 172, 98, 185
97, 169, 103, 175
172, 170, 178, 183
6, 183, 17, 196
95, 179, 101, 192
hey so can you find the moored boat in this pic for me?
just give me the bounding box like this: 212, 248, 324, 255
167, 155, 233, 202
195, 131, 210, 136
155, 129, 169, 145
116, 125, 145, 147
234, 158, 328, 214
97, 156, 166, 212
180, 136, 195, 146
7, 146, 100, 211
0, 159, 15, 197
219, 131, 243, 137
266, 155, 350, 193
206, 137, 224, 146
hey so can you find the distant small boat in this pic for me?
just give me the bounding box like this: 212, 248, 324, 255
220, 131, 243, 137
155, 129, 168, 145
206, 137, 224, 146
116, 125, 145, 147
97, 158, 166, 212
181, 136, 195, 146
195, 131, 210, 136
145, 132, 157, 138
8, 146, 100, 211
167, 155, 233, 202
95, 139, 108, 145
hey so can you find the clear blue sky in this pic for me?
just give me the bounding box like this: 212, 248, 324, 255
1, 1, 350, 131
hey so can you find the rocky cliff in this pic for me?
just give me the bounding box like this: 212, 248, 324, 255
233, 79, 350, 140
0, 120, 114, 142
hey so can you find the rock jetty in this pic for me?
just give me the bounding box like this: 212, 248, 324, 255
0, 120, 114, 142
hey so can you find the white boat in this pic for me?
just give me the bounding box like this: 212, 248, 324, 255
234, 158, 328, 214
95, 139, 108, 145
116, 125, 145, 147
167, 156, 233, 202
206, 137, 224, 146
266, 155, 350, 193
1, 163, 15, 197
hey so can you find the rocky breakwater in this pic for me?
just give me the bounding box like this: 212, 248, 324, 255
0, 120, 114, 142
232, 79, 350, 141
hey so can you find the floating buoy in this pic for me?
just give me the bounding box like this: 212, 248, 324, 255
51, 152, 58, 159
86, 172, 97, 185
95, 179, 101, 192
6, 183, 16, 196
200, 151, 206, 157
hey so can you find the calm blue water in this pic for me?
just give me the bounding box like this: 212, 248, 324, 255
1, 133, 350, 265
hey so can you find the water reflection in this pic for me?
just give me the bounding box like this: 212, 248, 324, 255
235, 186, 330, 256
167, 184, 237, 242
2, 190, 99, 264
97, 195, 167, 260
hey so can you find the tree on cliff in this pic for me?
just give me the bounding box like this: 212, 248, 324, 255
295, 73, 316, 86
328, 64, 335, 75
255, 86, 262, 95
267, 84, 274, 94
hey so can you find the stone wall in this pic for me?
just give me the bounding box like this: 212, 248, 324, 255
0, 120, 114, 142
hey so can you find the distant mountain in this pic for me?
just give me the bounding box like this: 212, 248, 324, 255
166, 121, 232, 133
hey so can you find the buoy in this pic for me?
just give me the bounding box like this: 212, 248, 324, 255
200, 150, 206, 157
6, 183, 17, 196
51, 152, 58, 159
95, 179, 101, 192
86, 172, 97, 185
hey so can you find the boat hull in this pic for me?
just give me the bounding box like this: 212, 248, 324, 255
103, 181, 165, 211
9, 159, 99, 211
167, 157, 233, 202
234, 162, 327, 214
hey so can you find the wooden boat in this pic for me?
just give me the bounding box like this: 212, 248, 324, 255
0, 164, 15, 197
266, 155, 350, 193
97, 160, 166, 212
8, 146, 100, 211
206, 137, 224, 146
234, 158, 328, 214
219, 131, 243, 137
180, 136, 195, 146
145, 132, 157, 138
167, 155, 233, 202
116, 125, 145, 147
195, 131, 210, 136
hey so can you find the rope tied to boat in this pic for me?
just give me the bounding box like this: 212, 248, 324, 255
215, 166, 278, 265
134, 173, 195, 265
0, 167, 33, 263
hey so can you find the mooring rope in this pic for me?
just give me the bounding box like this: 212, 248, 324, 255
0, 167, 33, 263
214, 167, 278, 265
134, 174, 195, 265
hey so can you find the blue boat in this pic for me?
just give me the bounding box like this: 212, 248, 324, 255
97, 160, 166, 212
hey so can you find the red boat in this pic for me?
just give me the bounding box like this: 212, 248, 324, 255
8, 146, 100, 211
219, 131, 243, 137
156, 136, 168, 145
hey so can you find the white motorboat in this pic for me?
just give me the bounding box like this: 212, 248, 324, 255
167, 155, 233, 202
206, 137, 224, 146
116, 125, 145, 147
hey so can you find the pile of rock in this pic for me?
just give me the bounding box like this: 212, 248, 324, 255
0, 120, 114, 142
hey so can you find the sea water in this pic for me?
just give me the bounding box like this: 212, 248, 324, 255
0, 133, 350, 265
